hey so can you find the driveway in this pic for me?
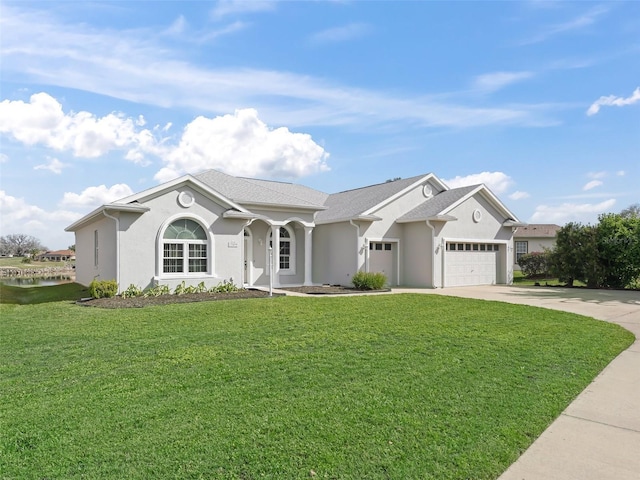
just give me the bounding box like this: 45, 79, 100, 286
394, 285, 640, 480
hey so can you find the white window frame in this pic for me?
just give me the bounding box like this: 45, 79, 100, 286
267, 225, 296, 276
515, 241, 528, 264
157, 215, 212, 278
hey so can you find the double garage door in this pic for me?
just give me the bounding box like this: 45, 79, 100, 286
445, 242, 500, 287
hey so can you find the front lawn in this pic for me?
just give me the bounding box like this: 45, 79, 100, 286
0, 295, 633, 479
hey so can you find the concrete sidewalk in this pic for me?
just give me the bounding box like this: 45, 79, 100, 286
394, 286, 640, 480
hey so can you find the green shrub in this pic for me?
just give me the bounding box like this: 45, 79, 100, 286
209, 279, 240, 293
21, 257, 31, 264
143, 284, 170, 297
518, 251, 550, 278
88, 279, 118, 299
352, 271, 387, 290
121, 284, 143, 298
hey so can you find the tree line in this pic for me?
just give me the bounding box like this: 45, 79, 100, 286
519, 204, 640, 289
0, 234, 47, 257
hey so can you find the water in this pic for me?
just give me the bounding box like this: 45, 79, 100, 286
0, 275, 76, 287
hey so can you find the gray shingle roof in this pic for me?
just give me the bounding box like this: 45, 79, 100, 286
195, 170, 326, 209
515, 224, 560, 238
397, 185, 479, 222
316, 174, 428, 223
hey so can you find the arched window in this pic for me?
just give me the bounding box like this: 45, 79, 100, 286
162, 218, 208, 274
268, 225, 295, 275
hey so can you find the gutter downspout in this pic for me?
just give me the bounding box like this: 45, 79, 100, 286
425, 220, 437, 288
103, 209, 120, 293
349, 219, 362, 274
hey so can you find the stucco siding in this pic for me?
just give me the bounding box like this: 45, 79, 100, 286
402, 222, 433, 287
313, 222, 358, 286
74, 216, 116, 287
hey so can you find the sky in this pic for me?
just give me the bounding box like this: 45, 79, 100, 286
0, 0, 638, 250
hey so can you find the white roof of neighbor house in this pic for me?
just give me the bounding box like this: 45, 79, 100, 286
515, 224, 561, 238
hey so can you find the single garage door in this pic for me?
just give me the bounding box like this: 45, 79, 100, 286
445, 242, 499, 287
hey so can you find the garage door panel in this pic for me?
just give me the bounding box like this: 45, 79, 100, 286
445, 248, 498, 287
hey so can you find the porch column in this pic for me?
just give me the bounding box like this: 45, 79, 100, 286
303, 226, 313, 286
272, 226, 281, 287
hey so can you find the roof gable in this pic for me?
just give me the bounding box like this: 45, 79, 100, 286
316, 173, 446, 223
397, 185, 478, 222
515, 224, 561, 238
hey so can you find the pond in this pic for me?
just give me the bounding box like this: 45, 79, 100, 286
0, 275, 76, 287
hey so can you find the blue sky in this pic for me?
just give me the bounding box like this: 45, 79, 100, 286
1, 0, 638, 250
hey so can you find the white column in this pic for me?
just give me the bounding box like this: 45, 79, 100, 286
272, 226, 281, 287
304, 226, 313, 286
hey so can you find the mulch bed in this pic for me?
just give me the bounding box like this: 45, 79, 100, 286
78, 285, 390, 309
78, 289, 282, 309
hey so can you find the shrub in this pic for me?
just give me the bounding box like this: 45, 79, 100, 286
518, 251, 550, 278
143, 284, 170, 297
121, 284, 143, 298
209, 279, 240, 293
89, 279, 118, 299
352, 271, 387, 290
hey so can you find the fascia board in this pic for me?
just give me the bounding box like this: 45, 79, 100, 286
240, 201, 327, 212
361, 173, 444, 216
65, 204, 150, 231
315, 214, 382, 225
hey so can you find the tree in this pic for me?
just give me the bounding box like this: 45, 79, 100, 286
620, 203, 640, 219
0, 234, 46, 257
597, 213, 640, 288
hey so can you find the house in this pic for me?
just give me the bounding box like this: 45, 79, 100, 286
66, 169, 525, 291
35, 249, 76, 262
513, 224, 561, 269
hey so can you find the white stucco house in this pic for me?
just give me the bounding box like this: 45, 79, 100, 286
66, 169, 526, 292
513, 224, 561, 270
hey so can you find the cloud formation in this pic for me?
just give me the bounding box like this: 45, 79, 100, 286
509, 191, 531, 200
521, 5, 609, 45
530, 198, 616, 224
473, 71, 533, 92
309, 23, 372, 45
583, 180, 603, 191
444, 171, 514, 194
0, 93, 160, 162
60, 184, 134, 209
587, 87, 640, 116
34, 157, 68, 174
156, 109, 330, 182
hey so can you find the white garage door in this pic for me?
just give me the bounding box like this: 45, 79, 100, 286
445, 242, 499, 287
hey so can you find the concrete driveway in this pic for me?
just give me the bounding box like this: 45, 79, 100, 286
394, 285, 640, 480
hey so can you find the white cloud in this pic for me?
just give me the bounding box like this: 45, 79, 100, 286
309, 23, 372, 45
0, 5, 555, 130
444, 171, 514, 194
473, 71, 533, 92
0, 190, 80, 248
521, 5, 609, 45
509, 191, 530, 200
34, 157, 68, 174
156, 109, 330, 182
0, 93, 161, 162
0, 153, 8, 163
210, 0, 276, 19
587, 87, 640, 116
60, 184, 134, 209
530, 199, 616, 224
617, 170, 626, 176
587, 171, 607, 179
583, 180, 603, 191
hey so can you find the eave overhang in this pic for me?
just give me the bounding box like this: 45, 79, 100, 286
503, 220, 528, 227
315, 214, 382, 225
65, 203, 150, 232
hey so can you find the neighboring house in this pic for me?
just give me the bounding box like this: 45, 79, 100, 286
36, 249, 76, 262
513, 224, 561, 269
66, 170, 525, 291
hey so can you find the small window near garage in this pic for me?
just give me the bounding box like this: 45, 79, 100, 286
375, 243, 383, 251
515, 241, 528, 264
384, 243, 392, 251
480, 244, 486, 251
473, 244, 479, 251
457, 243, 464, 251
465, 244, 472, 251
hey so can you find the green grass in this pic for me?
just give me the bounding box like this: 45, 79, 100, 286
512, 270, 586, 287
0, 282, 88, 304
0, 294, 633, 479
